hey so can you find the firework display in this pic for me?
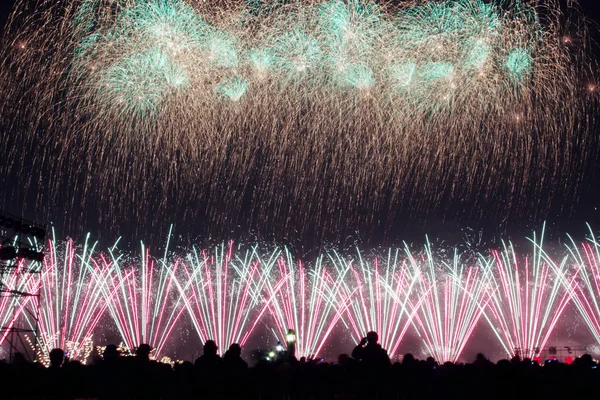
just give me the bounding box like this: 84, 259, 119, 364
262, 249, 352, 358
329, 248, 423, 358
407, 241, 492, 363
481, 231, 573, 359
559, 226, 600, 347
175, 242, 275, 353
2, 229, 600, 363
98, 234, 189, 357
0, 0, 595, 241
24, 233, 111, 364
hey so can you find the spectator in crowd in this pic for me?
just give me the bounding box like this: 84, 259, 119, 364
351, 331, 391, 369
194, 340, 222, 369
135, 343, 152, 363
48, 348, 65, 368
223, 343, 248, 370
194, 339, 224, 397
0, 342, 598, 399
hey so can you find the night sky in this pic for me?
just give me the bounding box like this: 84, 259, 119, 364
1, 0, 599, 250
2, 1, 599, 27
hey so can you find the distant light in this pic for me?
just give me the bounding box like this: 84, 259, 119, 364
286, 329, 296, 344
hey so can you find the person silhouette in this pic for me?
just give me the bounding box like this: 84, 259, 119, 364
351, 331, 391, 369
575, 354, 596, 369
223, 343, 248, 370
194, 340, 224, 396
103, 344, 121, 363
95, 344, 125, 398
49, 348, 65, 368
402, 353, 416, 367
44, 348, 66, 398
473, 353, 492, 368
222, 343, 248, 397
135, 344, 152, 363
194, 340, 223, 370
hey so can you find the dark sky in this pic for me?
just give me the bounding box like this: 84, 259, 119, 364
0, 1, 14, 28
0, 0, 599, 248
2, 0, 600, 31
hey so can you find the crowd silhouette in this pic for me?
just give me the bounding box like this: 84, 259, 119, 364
0, 331, 598, 399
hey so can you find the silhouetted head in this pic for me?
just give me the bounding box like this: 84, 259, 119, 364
403, 353, 416, 365
576, 354, 595, 368
581, 354, 593, 362
103, 344, 120, 361
366, 331, 378, 344
136, 344, 152, 360
497, 359, 511, 368
227, 343, 241, 357
49, 348, 65, 368
204, 340, 218, 356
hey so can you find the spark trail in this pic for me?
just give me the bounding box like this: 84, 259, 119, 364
557, 226, 600, 347
262, 249, 352, 358
481, 230, 572, 359
407, 241, 492, 363
7, 226, 600, 361
25, 233, 110, 364
175, 242, 273, 353
99, 232, 189, 357
329, 248, 423, 358
0, 0, 595, 242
